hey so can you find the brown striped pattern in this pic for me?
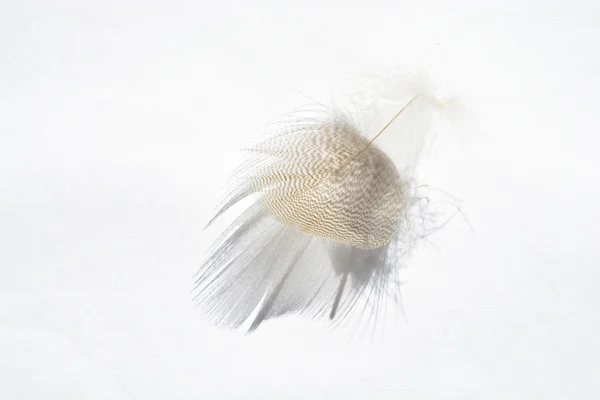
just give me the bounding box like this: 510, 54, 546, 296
247, 116, 408, 250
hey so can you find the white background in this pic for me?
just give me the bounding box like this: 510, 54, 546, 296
1, 0, 599, 398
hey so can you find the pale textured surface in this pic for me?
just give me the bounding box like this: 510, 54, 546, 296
1, 0, 599, 399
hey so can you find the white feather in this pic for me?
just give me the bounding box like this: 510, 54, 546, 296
195, 73, 458, 332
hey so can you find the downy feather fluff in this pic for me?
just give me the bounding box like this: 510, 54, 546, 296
195, 76, 452, 332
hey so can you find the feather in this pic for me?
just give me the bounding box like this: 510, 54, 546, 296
194, 78, 452, 332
